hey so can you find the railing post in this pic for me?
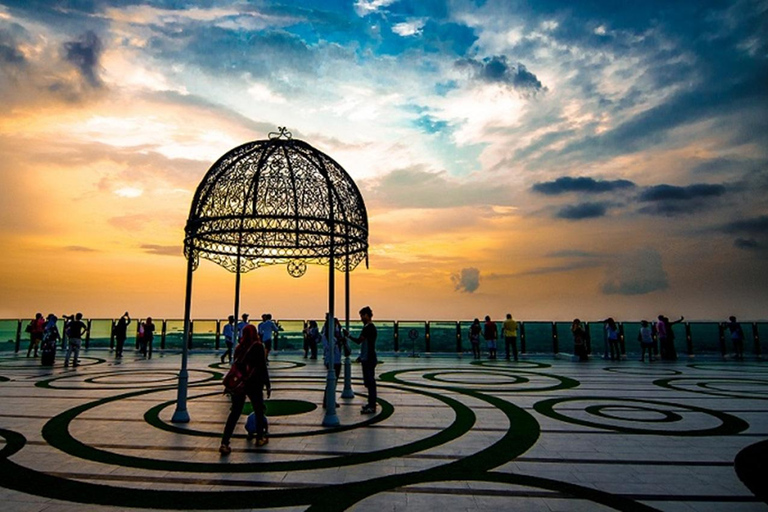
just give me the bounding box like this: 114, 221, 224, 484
618, 322, 626, 356
85, 319, 91, 349
215, 319, 221, 350
188, 320, 194, 350
161, 320, 167, 350
274, 327, 279, 352
718, 322, 726, 357
109, 319, 115, 351
685, 322, 693, 356
552, 322, 558, 355
425, 321, 431, 353
136, 322, 141, 350
753, 322, 761, 358
520, 322, 526, 354
585, 322, 592, 355
393, 321, 399, 352
15, 319, 21, 353
456, 321, 462, 353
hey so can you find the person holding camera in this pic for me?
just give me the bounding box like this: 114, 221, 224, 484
114, 312, 131, 359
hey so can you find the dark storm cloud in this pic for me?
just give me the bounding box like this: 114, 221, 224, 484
734, 238, 760, 250
723, 216, 768, 254
0, 28, 26, 66
556, 202, 608, 220
455, 55, 545, 93
532, 176, 635, 195
723, 215, 768, 235
63, 31, 103, 87
636, 183, 727, 216
638, 184, 726, 202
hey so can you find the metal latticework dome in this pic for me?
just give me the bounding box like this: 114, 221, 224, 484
184, 129, 369, 274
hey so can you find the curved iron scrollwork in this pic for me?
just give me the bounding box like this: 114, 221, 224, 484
184, 131, 369, 274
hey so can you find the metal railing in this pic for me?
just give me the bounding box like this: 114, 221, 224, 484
1, 318, 765, 358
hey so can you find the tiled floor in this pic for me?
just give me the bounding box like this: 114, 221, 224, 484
0, 350, 766, 511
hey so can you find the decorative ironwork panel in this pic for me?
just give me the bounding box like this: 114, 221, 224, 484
184, 130, 369, 274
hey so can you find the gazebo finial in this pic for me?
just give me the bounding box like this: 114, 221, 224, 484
268, 126, 292, 140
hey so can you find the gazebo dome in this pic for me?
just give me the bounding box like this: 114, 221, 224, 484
184, 128, 369, 274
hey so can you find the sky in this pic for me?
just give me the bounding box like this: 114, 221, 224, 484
0, 0, 766, 321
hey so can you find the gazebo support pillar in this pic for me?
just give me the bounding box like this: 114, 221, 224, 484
233, 260, 241, 334
341, 260, 355, 399
172, 256, 194, 423
323, 223, 340, 427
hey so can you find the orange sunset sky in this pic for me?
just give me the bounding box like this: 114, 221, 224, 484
1, 1, 766, 321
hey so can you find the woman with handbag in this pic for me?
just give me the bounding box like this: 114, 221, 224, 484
220, 324, 271, 454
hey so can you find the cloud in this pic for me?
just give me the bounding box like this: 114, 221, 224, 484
62, 31, 103, 87
0, 28, 26, 66
141, 244, 182, 257
452, 267, 480, 293
63, 245, 98, 252
556, 202, 608, 220
601, 249, 668, 296
546, 250, 600, 258
637, 183, 727, 216
734, 238, 760, 250
354, 0, 398, 17
723, 215, 768, 235
532, 176, 635, 195
392, 19, 426, 37
638, 184, 727, 202
455, 55, 545, 93
362, 166, 515, 209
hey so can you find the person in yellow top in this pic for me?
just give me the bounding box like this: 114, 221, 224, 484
503, 313, 519, 362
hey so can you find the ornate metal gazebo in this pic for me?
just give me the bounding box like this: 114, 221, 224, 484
171, 128, 369, 426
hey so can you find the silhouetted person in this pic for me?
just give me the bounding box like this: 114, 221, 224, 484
221, 315, 235, 363
572, 318, 588, 362
258, 313, 283, 362
727, 316, 745, 360
469, 318, 482, 359
603, 317, 621, 361
26, 313, 44, 358
114, 312, 131, 359
483, 316, 498, 359
638, 320, 654, 362
237, 313, 250, 340
303, 320, 319, 359
503, 313, 519, 362
64, 313, 88, 368
658, 315, 683, 361
346, 306, 378, 414
140, 317, 155, 358
41, 314, 60, 366
219, 324, 271, 454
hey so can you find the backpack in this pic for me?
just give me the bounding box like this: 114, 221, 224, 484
222, 342, 259, 395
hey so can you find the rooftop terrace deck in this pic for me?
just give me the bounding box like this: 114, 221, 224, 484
0, 350, 766, 511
